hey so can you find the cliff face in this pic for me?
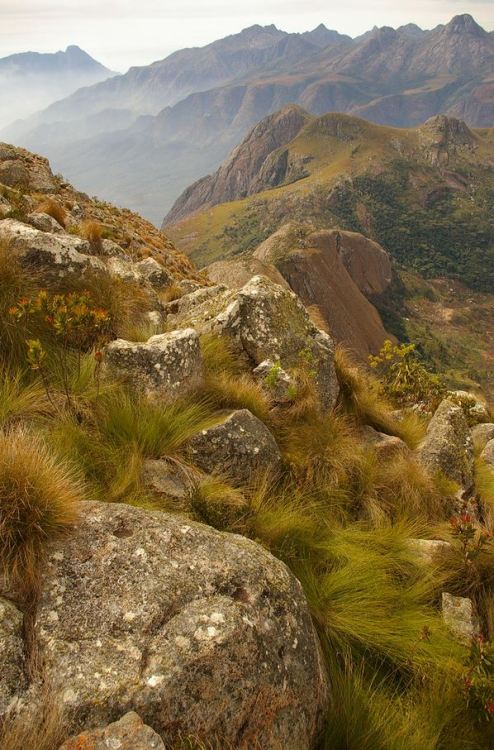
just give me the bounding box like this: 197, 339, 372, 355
164, 105, 310, 224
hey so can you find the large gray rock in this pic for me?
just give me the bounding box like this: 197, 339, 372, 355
472, 423, 494, 452
0, 219, 105, 278
102, 329, 203, 401
214, 275, 339, 409
417, 399, 474, 492
27, 211, 65, 234
441, 593, 481, 643
31, 501, 328, 748
135, 258, 173, 289
0, 597, 25, 715
165, 285, 233, 331
59, 712, 164, 750
186, 409, 282, 484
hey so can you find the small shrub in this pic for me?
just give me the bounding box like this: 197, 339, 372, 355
369, 339, 445, 410
35, 197, 66, 228
0, 429, 82, 595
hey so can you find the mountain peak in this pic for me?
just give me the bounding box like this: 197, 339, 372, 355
444, 14, 486, 36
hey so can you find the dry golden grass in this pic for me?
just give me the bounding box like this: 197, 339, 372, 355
160, 283, 184, 303
0, 429, 83, 596
35, 198, 66, 228
0, 688, 66, 750
79, 219, 103, 248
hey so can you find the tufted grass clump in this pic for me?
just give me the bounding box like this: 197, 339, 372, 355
80, 218, 103, 247
0, 368, 51, 428
0, 429, 83, 595
35, 197, 66, 227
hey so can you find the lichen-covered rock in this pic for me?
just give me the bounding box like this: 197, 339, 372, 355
105, 256, 142, 283
363, 426, 410, 458
472, 423, 494, 452
214, 275, 339, 409
0, 160, 30, 188
253, 359, 296, 404
33, 501, 328, 749
59, 711, 165, 750
417, 399, 474, 492
187, 409, 282, 484
0, 597, 25, 715
27, 211, 65, 234
102, 330, 203, 401
135, 258, 173, 289
0, 219, 105, 278
99, 238, 129, 258
441, 593, 481, 643
165, 285, 232, 331
449, 390, 490, 425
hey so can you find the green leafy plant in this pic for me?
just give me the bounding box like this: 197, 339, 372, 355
369, 340, 445, 410
10, 290, 111, 411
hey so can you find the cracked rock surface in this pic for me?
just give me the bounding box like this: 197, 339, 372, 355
102, 329, 203, 401
186, 409, 283, 484
33, 501, 328, 749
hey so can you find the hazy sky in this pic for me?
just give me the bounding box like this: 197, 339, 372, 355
2, 0, 494, 71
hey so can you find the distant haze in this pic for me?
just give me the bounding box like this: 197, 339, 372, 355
2, 1, 494, 71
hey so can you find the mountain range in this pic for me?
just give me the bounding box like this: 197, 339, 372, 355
0, 45, 115, 129
3, 14, 494, 224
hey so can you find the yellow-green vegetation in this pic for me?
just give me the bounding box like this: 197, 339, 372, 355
1, 261, 494, 747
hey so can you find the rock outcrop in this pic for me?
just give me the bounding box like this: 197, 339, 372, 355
0, 218, 106, 278
28, 501, 328, 748
214, 275, 339, 409
186, 409, 283, 484
102, 330, 203, 401
417, 399, 474, 492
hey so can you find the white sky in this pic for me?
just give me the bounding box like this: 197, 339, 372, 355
2, 0, 494, 72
